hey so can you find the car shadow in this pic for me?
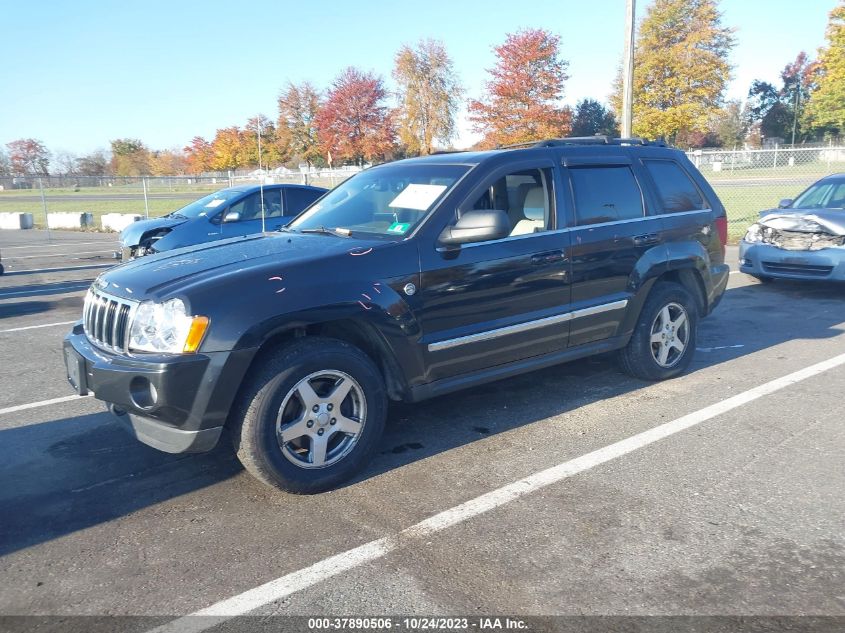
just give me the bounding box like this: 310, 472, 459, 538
0, 279, 93, 301
1, 264, 112, 277
1, 280, 843, 556
0, 296, 84, 320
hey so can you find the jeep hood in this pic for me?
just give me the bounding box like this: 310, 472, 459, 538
120, 216, 187, 246
96, 232, 391, 299
758, 209, 845, 235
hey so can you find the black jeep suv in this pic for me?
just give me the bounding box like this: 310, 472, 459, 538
64, 138, 730, 493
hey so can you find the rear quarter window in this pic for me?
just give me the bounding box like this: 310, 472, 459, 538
644, 160, 707, 213
569, 166, 644, 225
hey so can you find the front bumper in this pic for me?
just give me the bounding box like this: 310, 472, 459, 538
739, 242, 845, 281
63, 323, 256, 453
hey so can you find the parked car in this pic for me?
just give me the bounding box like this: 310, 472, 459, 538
64, 137, 729, 493
118, 184, 327, 259
740, 173, 845, 282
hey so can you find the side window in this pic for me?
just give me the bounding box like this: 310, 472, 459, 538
466, 168, 554, 237
285, 187, 323, 214
259, 189, 283, 218
227, 192, 261, 221
644, 160, 706, 213
570, 166, 644, 225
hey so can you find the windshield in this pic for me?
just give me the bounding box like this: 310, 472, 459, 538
792, 180, 845, 210
289, 163, 469, 236
171, 189, 247, 219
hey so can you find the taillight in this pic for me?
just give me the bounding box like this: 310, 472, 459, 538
715, 216, 728, 255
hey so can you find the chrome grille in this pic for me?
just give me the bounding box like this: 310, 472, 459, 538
83, 288, 138, 352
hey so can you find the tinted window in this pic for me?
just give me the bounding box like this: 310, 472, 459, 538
570, 166, 643, 225
644, 160, 706, 213
467, 168, 553, 236
285, 187, 323, 214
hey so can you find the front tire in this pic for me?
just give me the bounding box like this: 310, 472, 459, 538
619, 282, 698, 381
229, 337, 387, 494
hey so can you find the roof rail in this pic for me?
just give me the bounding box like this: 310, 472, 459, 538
498, 136, 668, 149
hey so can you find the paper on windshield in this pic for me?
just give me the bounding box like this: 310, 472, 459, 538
205, 199, 226, 208
389, 184, 447, 211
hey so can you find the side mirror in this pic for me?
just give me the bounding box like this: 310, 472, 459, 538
778, 198, 793, 209
223, 210, 241, 223
439, 209, 511, 247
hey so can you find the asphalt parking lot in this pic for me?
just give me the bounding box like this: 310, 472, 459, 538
0, 230, 843, 629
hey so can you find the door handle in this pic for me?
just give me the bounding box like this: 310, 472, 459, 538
632, 233, 660, 246
531, 250, 566, 265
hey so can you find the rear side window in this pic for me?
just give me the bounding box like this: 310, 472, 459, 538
570, 166, 644, 225
644, 160, 706, 213
285, 187, 323, 214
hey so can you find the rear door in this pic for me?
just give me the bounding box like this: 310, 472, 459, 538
416, 159, 572, 382
564, 156, 664, 347
284, 187, 324, 222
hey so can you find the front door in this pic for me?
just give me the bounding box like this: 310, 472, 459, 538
222, 188, 286, 237
416, 161, 572, 383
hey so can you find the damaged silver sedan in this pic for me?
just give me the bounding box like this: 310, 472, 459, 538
739, 173, 845, 282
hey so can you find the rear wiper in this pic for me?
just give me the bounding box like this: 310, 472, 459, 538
299, 226, 351, 237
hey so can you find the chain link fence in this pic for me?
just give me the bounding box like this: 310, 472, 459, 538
687, 145, 845, 239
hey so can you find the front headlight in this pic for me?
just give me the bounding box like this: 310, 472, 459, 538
743, 223, 763, 243
128, 298, 209, 353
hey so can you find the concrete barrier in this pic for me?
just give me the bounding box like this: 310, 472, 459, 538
47, 212, 94, 229
101, 213, 143, 232
0, 212, 34, 229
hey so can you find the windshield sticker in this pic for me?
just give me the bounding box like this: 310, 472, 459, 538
205, 199, 225, 208
388, 184, 447, 211
387, 222, 411, 234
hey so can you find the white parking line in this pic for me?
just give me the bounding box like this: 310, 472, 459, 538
0, 241, 111, 250
0, 320, 77, 333
3, 263, 111, 275
9, 250, 116, 260
150, 351, 845, 632
0, 283, 91, 298
0, 394, 93, 416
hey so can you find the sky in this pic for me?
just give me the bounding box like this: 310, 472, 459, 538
0, 0, 836, 157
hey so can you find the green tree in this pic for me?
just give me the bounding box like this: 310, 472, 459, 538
468, 29, 571, 147
803, 2, 845, 137
611, 0, 735, 142
277, 81, 322, 168
570, 99, 619, 137
393, 39, 463, 155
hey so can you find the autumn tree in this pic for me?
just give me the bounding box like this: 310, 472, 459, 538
6, 138, 50, 175
803, 1, 845, 138
0, 149, 10, 176
710, 100, 746, 147
746, 53, 816, 143
149, 150, 188, 176
393, 39, 462, 155
110, 138, 150, 176
316, 67, 396, 165
277, 81, 322, 168
245, 114, 283, 168
54, 151, 79, 175
570, 99, 619, 137
184, 137, 214, 174
612, 0, 735, 142
468, 29, 571, 147
76, 150, 110, 176
210, 127, 248, 171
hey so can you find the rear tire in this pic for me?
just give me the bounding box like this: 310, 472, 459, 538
229, 337, 387, 494
618, 282, 698, 381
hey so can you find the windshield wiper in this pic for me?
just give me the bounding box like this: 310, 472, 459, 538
299, 226, 351, 237
169, 212, 188, 219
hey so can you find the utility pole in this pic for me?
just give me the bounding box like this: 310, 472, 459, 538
621, 0, 636, 138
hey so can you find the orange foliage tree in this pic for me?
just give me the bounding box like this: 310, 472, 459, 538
468, 29, 572, 147
315, 67, 395, 165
